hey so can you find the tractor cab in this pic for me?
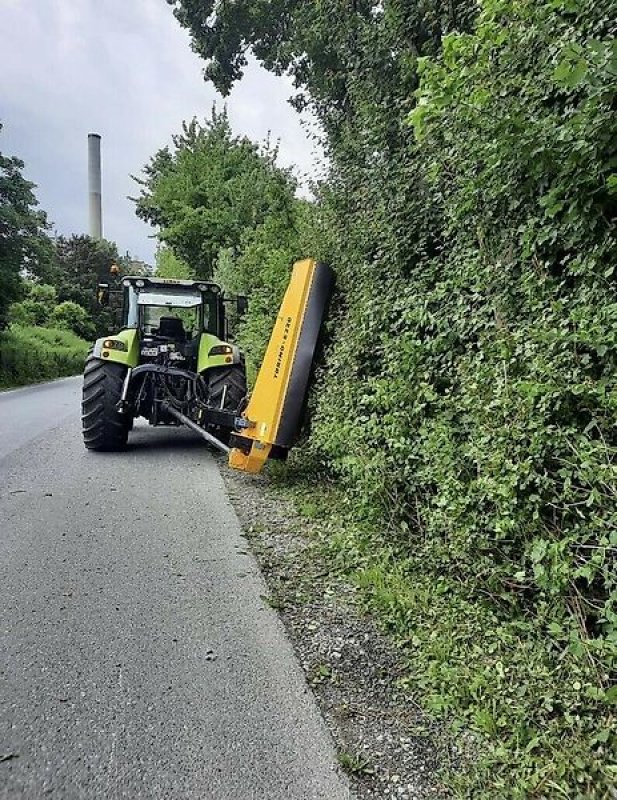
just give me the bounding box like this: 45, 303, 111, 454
123, 277, 223, 333
96, 276, 247, 371
121, 277, 225, 372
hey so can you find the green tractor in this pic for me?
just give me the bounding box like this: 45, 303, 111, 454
82, 276, 248, 451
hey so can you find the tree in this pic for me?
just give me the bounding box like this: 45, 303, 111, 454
0, 123, 55, 328
9, 283, 58, 327
132, 109, 297, 278
53, 234, 122, 335
155, 245, 192, 279
50, 301, 96, 340
8, 282, 95, 340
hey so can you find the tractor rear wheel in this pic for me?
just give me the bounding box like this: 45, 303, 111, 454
207, 364, 247, 412
81, 357, 129, 451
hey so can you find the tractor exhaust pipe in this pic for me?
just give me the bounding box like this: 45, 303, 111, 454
87, 133, 102, 239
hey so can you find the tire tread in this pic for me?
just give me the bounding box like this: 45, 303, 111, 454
81, 357, 129, 451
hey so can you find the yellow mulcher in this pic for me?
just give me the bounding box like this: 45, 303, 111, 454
229, 259, 333, 473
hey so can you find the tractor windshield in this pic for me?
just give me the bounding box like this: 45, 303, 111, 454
136, 289, 219, 337
141, 304, 201, 339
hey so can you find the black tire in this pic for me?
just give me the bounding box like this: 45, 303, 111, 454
81, 357, 129, 451
207, 363, 248, 413
206, 364, 247, 446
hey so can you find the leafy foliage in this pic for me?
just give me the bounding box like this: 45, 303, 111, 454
171, 0, 616, 794
214, 203, 311, 378
133, 109, 298, 278
9, 283, 57, 327
50, 301, 96, 340
0, 325, 89, 388
0, 124, 55, 328
404, 0, 616, 659
9, 282, 95, 341
155, 245, 193, 279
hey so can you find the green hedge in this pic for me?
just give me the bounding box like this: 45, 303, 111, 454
215, 0, 615, 795
0, 325, 89, 389
297, 1, 616, 795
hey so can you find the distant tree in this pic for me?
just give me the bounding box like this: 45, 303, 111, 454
54, 235, 120, 299
50, 301, 96, 340
155, 245, 192, 279
53, 234, 122, 335
6, 302, 32, 327
0, 123, 56, 328
132, 109, 297, 278
29, 282, 58, 306
9, 280, 95, 340
8, 283, 57, 327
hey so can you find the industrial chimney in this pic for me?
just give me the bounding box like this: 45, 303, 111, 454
87, 133, 102, 239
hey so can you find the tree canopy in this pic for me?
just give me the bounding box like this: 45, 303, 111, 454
0, 124, 55, 328
155, 245, 192, 279
132, 109, 297, 278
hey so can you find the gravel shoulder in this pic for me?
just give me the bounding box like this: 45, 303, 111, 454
222, 464, 456, 800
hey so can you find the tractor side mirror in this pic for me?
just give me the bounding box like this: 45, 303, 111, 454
97, 283, 110, 307
236, 295, 248, 316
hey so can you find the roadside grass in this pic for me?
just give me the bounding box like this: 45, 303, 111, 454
337, 750, 375, 776
0, 325, 89, 389
269, 463, 616, 799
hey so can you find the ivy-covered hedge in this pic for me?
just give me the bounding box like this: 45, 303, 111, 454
407, 0, 616, 655
166, 0, 616, 793
301, 1, 616, 794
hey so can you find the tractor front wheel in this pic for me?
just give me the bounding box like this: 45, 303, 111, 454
81, 357, 130, 451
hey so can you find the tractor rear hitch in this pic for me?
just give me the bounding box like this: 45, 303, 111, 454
114, 361, 255, 448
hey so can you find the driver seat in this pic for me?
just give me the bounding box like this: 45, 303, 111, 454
158, 316, 185, 340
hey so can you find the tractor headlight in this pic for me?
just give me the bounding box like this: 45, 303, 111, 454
103, 339, 128, 352
209, 344, 233, 356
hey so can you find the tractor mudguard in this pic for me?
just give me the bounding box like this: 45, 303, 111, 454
92, 329, 140, 368
197, 333, 243, 373
229, 259, 333, 474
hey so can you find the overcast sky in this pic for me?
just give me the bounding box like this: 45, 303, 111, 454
0, 0, 321, 265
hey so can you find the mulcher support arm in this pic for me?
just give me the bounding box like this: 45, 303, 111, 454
229, 259, 333, 474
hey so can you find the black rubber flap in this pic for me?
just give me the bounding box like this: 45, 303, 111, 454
275, 262, 334, 447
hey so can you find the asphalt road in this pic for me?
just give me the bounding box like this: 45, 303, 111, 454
0, 377, 349, 799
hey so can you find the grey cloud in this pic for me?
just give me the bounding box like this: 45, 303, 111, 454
0, 0, 320, 264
